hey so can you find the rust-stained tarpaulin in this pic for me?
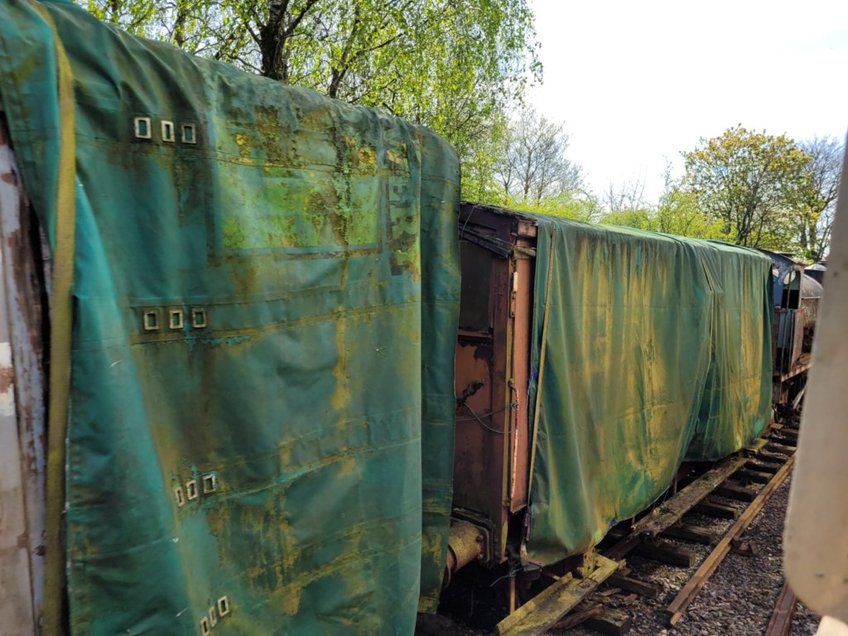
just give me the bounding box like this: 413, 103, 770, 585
0, 1, 460, 632
525, 216, 772, 564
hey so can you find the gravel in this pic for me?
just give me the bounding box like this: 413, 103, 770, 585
552, 476, 822, 635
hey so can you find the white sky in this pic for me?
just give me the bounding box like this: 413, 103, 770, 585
528, 0, 848, 204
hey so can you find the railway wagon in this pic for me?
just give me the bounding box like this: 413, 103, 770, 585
760, 249, 822, 408
446, 204, 773, 587
0, 2, 775, 634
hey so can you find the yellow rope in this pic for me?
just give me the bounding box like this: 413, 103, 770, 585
527, 231, 556, 496
29, 2, 77, 633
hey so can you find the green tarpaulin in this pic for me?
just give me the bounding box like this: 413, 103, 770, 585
527, 216, 772, 564
0, 1, 460, 632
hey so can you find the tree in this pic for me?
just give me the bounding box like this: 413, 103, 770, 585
598, 208, 656, 231
681, 126, 812, 249
795, 136, 843, 261
602, 179, 647, 214
494, 109, 583, 204
651, 166, 732, 240
81, 0, 541, 185
597, 179, 658, 231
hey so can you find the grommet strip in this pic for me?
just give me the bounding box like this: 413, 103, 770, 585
197, 595, 232, 634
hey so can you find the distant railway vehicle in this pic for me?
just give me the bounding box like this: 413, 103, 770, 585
0, 3, 811, 634
804, 261, 827, 285
761, 250, 822, 408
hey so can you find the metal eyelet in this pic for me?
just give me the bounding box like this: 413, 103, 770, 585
181, 123, 197, 144
169, 308, 184, 330
191, 307, 207, 329
134, 116, 152, 139
142, 309, 160, 332
161, 120, 175, 143
202, 473, 218, 494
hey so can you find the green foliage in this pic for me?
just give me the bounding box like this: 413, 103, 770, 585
794, 137, 843, 261
460, 113, 509, 204
598, 208, 657, 231
655, 185, 733, 240
501, 191, 600, 222
681, 126, 813, 250
80, 0, 541, 196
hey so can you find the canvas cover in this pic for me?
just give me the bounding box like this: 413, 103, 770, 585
527, 215, 772, 564
0, 1, 460, 633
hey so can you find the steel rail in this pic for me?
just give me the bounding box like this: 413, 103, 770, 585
666, 454, 796, 625
764, 583, 797, 636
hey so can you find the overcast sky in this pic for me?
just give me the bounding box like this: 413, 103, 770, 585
528, 0, 848, 204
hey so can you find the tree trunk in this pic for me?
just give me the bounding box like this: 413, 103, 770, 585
260, 0, 289, 81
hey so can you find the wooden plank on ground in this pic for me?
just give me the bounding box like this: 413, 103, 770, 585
758, 450, 792, 462
715, 483, 758, 502
745, 459, 781, 474
552, 604, 602, 631
735, 469, 772, 484
733, 468, 774, 484
497, 555, 619, 636
663, 523, 718, 546
633, 541, 695, 567
631, 455, 747, 537
765, 442, 795, 455
606, 573, 664, 600
770, 434, 798, 447
693, 500, 741, 519
584, 608, 632, 636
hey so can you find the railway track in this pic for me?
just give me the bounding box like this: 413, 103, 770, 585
493, 419, 800, 636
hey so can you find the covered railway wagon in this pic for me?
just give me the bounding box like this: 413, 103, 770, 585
448, 204, 773, 580
0, 2, 774, 634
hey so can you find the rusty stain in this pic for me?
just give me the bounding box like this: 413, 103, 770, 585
0, 366, 14, 393
330, 316, 350, 411
1, 171, 18, 185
